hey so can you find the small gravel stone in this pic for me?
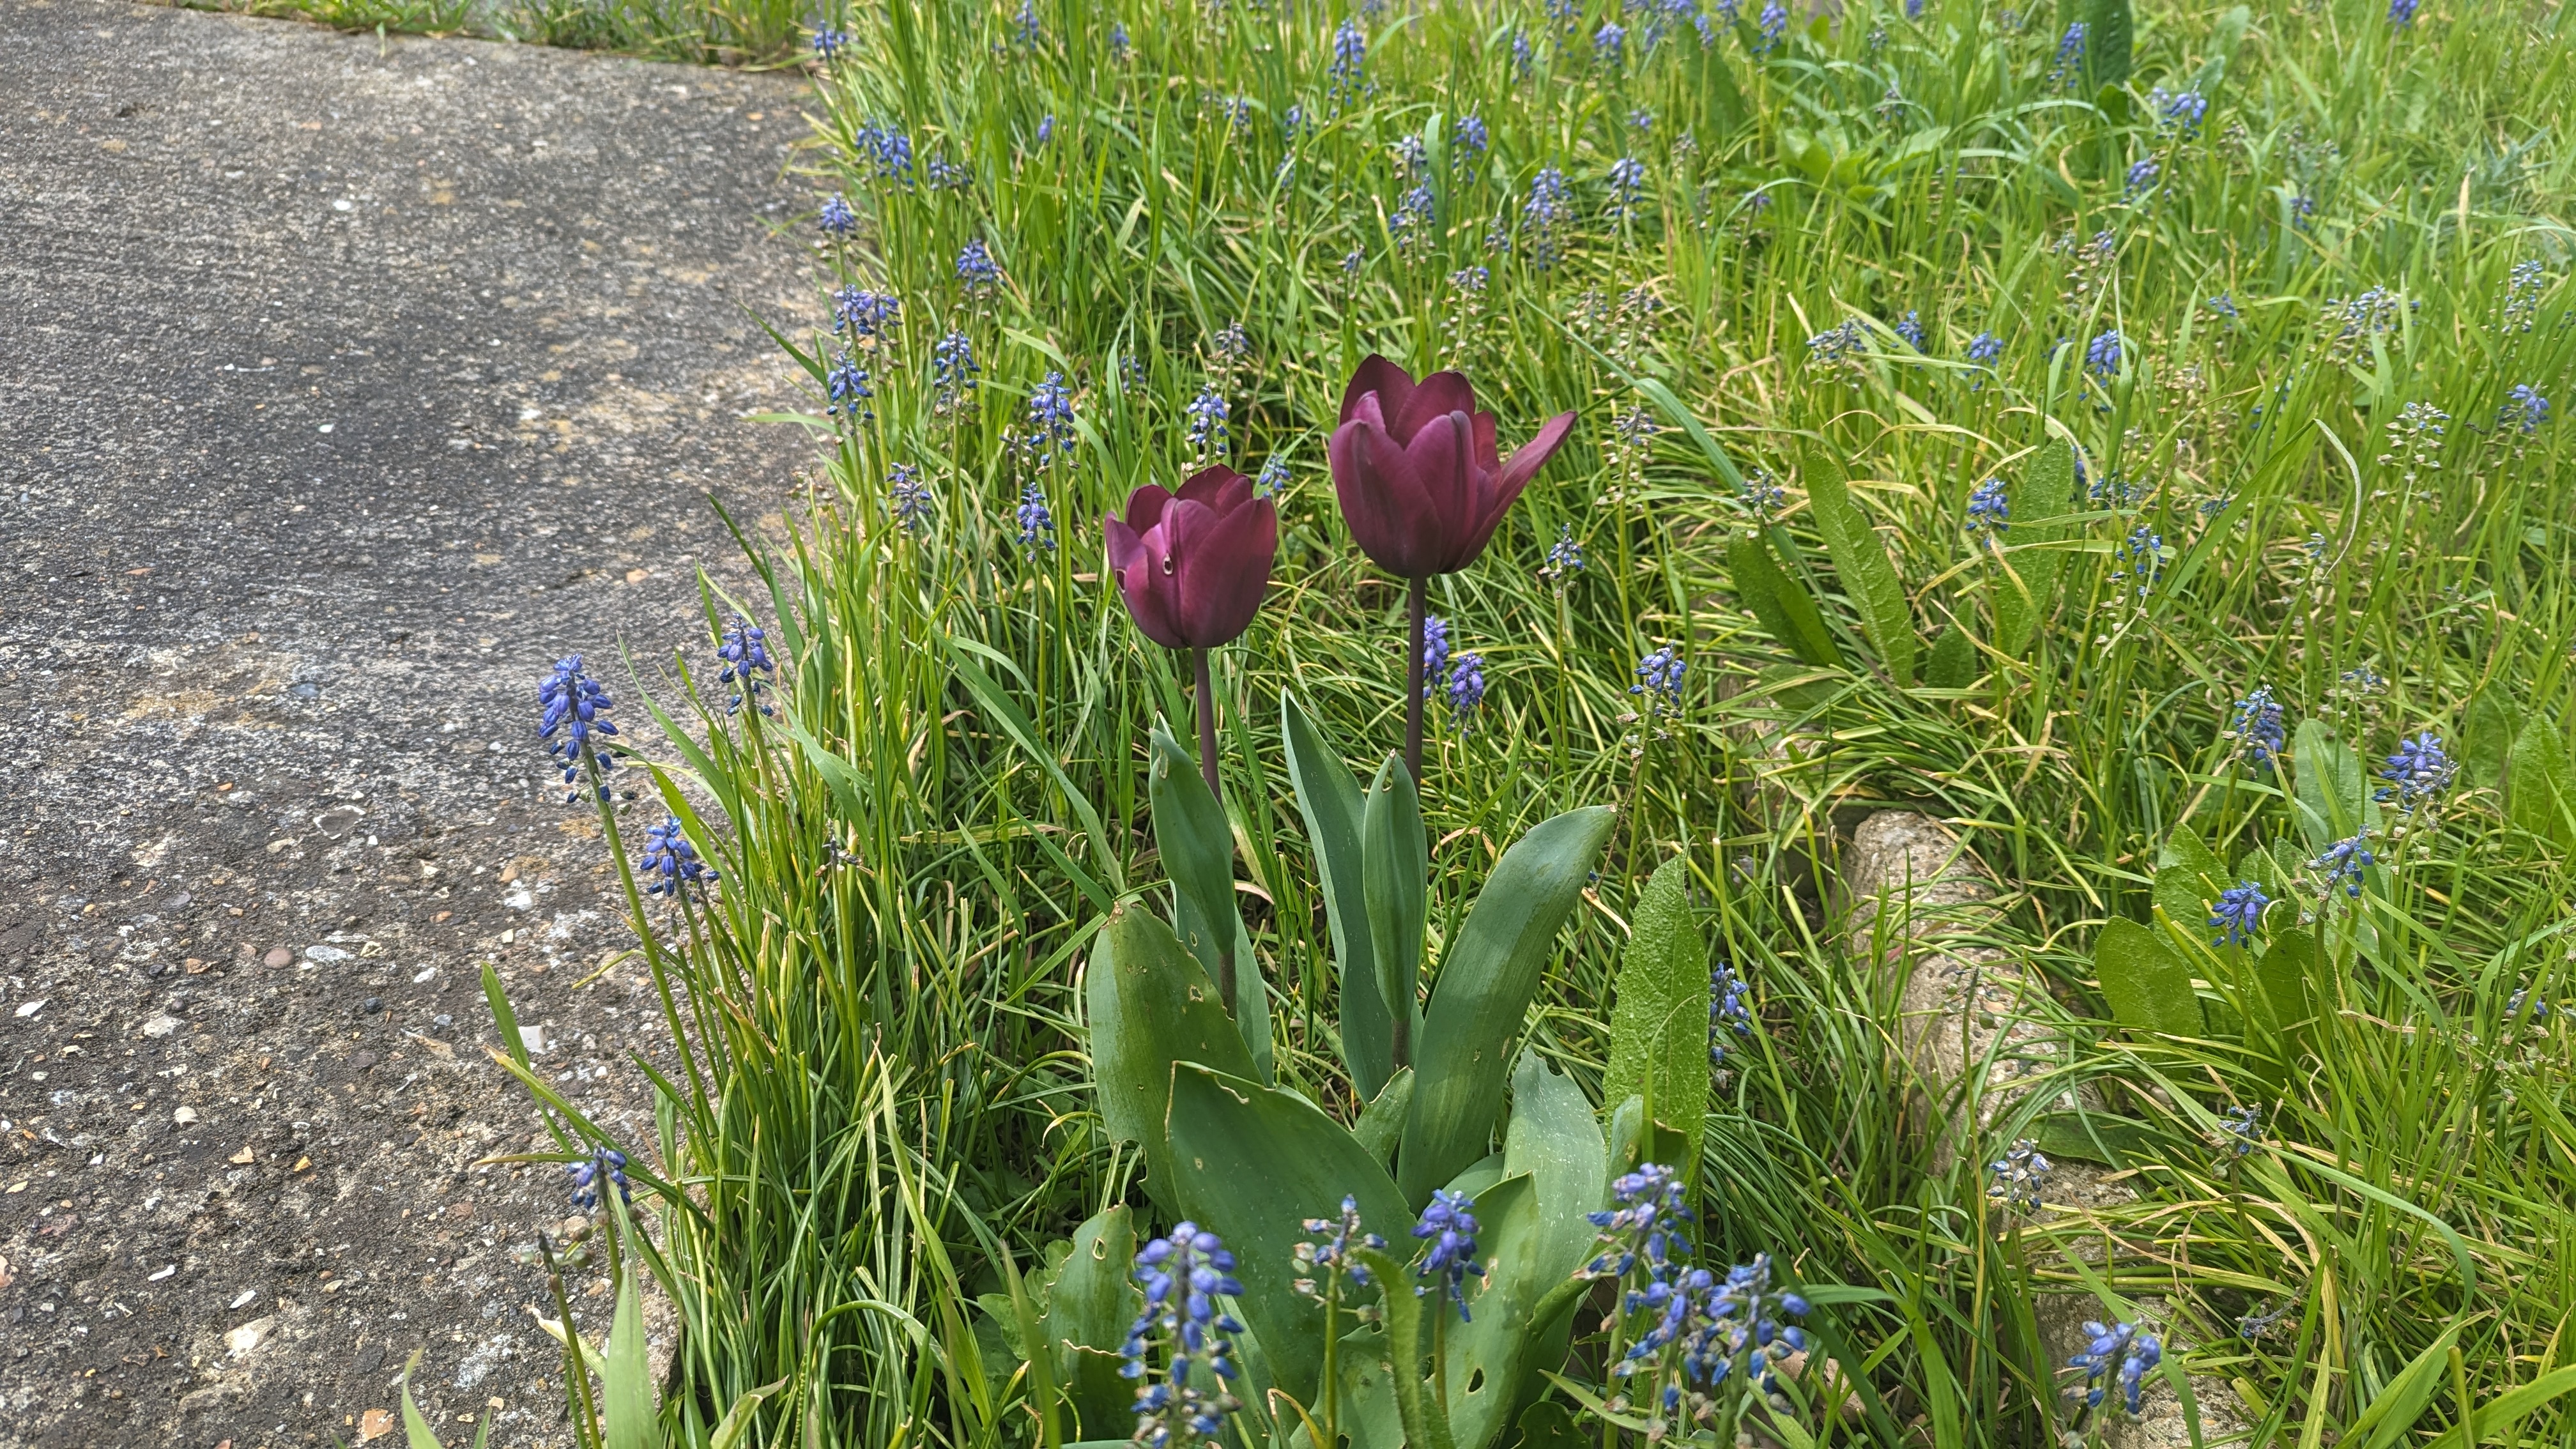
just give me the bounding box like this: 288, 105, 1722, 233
261, 946, 293, 969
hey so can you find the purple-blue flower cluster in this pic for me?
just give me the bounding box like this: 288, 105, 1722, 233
539, 655, 619, 803
1413, 1189, 1487, 1319
2069, 1320, 2161, 1414
2209, 881, 2268, 947
1123, 1223, 1245, 1448
640, 816, 715, 896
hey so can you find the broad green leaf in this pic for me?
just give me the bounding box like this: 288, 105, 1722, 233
1354, 1068, 1414, 1168
2462, 693, 2515, 792
1284, 691, 1392, 1098
1163, 1064, 1409, 1408
1604, 1094, 1646, 1181
1512, 1400, 1590, 1449
1993, 440, 2073, 657
1692, 34, 1746, 136
397, 1351, 458, 1449
1924, 625, 1978, 688
1085, 905, 1257, 1210
1401, 807, 1618, 1204
2507, 720, 2576, 847
2153, 829, 2231, 951
1149, 720, 1270, 1079
1727, 530, 1842, 667
707, 1381, 787, 1449
2027, 1111, 2157, 1168
2094, 917, 2203, 1038
2292, 720, 2373, 852
1439, 1174, 1586, 1449
1501, 1050, 1607, 1288
1042, 1206, 1139, 1440
2256, 928, 2315, 1034
1363, 755, 1429, 1070
1804, 444, 1917, 684
1352, 1246, 1459, 1449
2082, 0, 2133, 86
601, 1259, 659, 1449
1600, 855, 1711, 1162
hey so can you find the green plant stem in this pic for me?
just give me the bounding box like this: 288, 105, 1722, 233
540, 1233, 605, 1449
1406, 575, 1427, 784
1321, 1283, 1340, 1449
1193, 644, 1236, 1012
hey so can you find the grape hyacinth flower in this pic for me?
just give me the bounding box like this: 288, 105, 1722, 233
1988, 1138, 2051, 1213
1413, 1189, 1486, 1319
539, 655, 618, 803
2228, 686, 2287, 770
1254, 456, 1287, 498
1607, 156, 1647, 220
885, 464, 933, 533
1586, 1163, 1692, 1279
1186, 384, 1229, 461
1328, 18, 1368, 108
2048, 21, 2087, 88
717, 617, 774, 714
2507, 986, 2559, 1023
2069, 1321, 2161, 1415
1011, 0, 1040, 48
2117, 525, 2162, 597
816, 194, 855, 236
825, 353, 873, 424
2387, 0, 2418, 24
956, 238, 999, 298
1453, 112, 1488, 155
1419, 614, 1452, 696
2125, 157, 2159, 197
1015, 480, 1056, 552
1026, 370, 1076, 461
2239, 1300, 2294, 1341
1034, 114, 1053, 145
1292, 1196, 1384, 1298
1445, 652, 1487, 725
2085, 328, 2123, 379
1709, 962, 1753, 1066
1123, 1223, 1246, 1449
1594, 20, 1625, 68
1752, 1, 1787, 54
832, 286, 900, 339
1510, 29, 1534, 77
2152, 86, 2209, 137
567, 1145, 629, 1209
2377, 733, 2457, 811
2209, 881, 2269, 946
1523, 166, 1571, 270
1632, 645, 1686, 717
1894, 310, 1925, 350
1696, 1254, 1812, 1395
639, 816, 715, 896
931, 331, 978, 413
2508, 384, 2550, 434
1541, 524, 1585, 585
2310, 832, 2375, 898
854, 122, 914, 185
2217, 1103, 2263, 1156
1965, 477, 2011, 537
1108, 20, 1130, 59
809, 26, 848, 59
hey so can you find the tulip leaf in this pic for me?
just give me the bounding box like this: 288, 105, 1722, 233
1727, 530, 1843, 667
1161, 1063, 1411, 1409
1400, 806, 1618, 1204
2506, 718, 2576, 847
601, 1256, 659, 1449
1041, 1206, 1139, 1440
1284, 691, 1392, 1100
2093, 917, 2204, 1039
1803, 444, 1918, 685
1601, 855, 1712, 1165
1149, 720, 1271, 1080
1501, 1050, 1606, 1289
1363, 754, 1429, 1073
1085, 904, 1257, 1211
1354, 1068, 1414, 1168
1992, 440, 2074, 657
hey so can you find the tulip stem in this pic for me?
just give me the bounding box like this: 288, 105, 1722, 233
1404, 576, 1428, 784
1192, 645, 1236, 1014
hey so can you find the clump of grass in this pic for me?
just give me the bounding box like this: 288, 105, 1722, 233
183, 0, 810, 63
490, 0, 2576, 1443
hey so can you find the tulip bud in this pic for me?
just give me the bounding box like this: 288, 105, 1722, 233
1326, 355, 1575, 579
1101, 466, 1279, 650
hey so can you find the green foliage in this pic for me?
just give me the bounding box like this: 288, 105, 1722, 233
1803, 443, 1919, 684
2507, 716, 2576, 846
1601, 855, 1713, 1163
2094, 917, 2202, 1039
1283, 691, 1392, 1098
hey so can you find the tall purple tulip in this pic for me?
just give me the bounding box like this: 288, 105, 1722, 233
1328, 355, 1574, 776
1103, 465, 1278, 798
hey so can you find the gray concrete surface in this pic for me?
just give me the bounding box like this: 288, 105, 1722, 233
0, 3, 820, 1441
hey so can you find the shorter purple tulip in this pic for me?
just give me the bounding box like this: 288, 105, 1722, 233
1102, 466, 1279, 650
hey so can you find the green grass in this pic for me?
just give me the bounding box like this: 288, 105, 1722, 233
507, 0, 2576, 1445
178, 0, 809, 63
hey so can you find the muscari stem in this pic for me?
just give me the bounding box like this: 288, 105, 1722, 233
1406, 576, 1427, 782
1193, 646, 1237, 1014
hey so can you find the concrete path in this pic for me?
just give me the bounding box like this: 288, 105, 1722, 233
0, 3, 818, 1443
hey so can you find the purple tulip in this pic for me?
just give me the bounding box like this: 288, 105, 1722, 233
1328, 355, 1575, 579
1102, 466, 1278, 651
1104, 466, 1279, 812
1327, 355, 1573, 775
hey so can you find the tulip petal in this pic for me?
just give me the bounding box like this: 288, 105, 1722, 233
1116, 519, 1190, 650
1121, 482, 1176, 534
1174, 493, 1276, 646
1456, 410, 1576, 565
1176, 465, 1255, 515
1331, 418, 1441, 578
1397, 411, 1478, 571
1341, 355, 1417, 425
1471, 410, 1500, 473
1103, 512, 1148, 581
1390, 371, 1476, 444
